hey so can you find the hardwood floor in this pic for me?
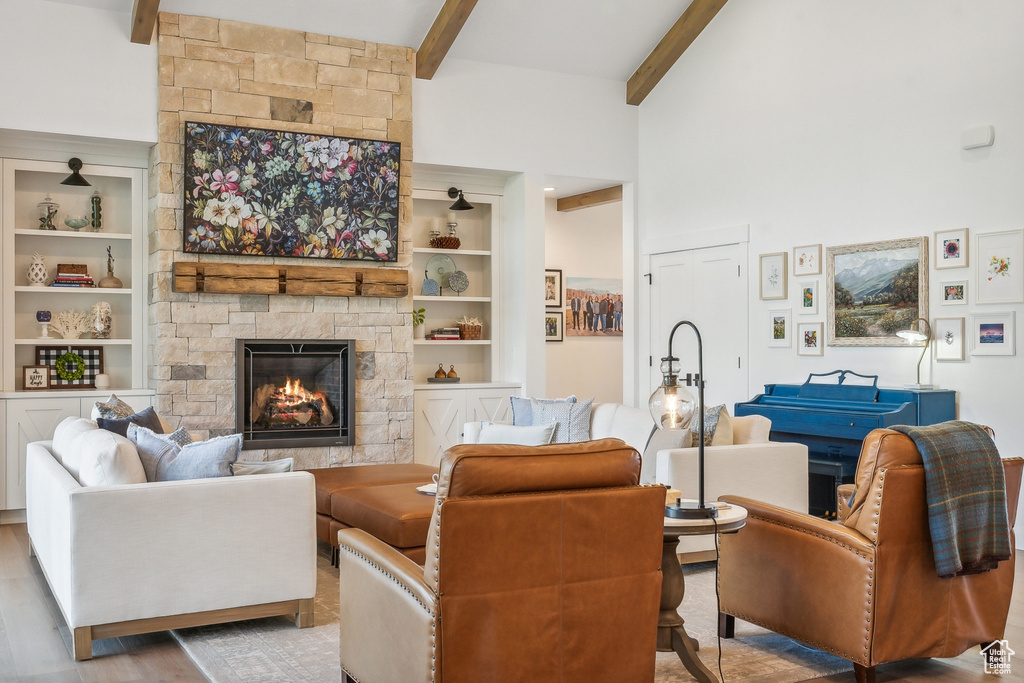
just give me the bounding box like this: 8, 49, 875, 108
0, 524, 204, 683
1, 521, 1021, 682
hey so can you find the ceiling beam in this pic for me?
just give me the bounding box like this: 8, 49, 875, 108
130, 0, 160, 44
626, 0, 728, 106
556, 186, 623, 213
417, 0, 478, 79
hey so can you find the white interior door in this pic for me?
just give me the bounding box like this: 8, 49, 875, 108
648, 243, 749, 412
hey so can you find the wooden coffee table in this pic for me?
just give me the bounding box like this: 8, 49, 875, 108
660, 503, 747, 682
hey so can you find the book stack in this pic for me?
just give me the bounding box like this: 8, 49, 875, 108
427, 327, 461, 340
52, 263, 94, 288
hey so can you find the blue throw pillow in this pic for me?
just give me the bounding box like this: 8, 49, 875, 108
510, 395, 576, 426
131, 427, 240, 482
97, 406, 164, 437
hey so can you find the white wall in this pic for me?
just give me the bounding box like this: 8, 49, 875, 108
414, 58, 640, 398
637, 0, 1024, 543
0, 0, 158, 143
544, 198, 623, 403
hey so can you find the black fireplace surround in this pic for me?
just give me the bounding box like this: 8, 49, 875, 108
236, 339, 355, 450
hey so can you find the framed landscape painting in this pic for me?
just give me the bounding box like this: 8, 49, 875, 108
826, 237, 928, 346
971, 312, 1015, 356
183, 121, 401, 262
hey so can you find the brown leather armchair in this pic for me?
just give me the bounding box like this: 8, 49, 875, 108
717, 428, 1023, 683
337, 438, 666, 683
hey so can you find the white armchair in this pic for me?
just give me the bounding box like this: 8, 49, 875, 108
26, 440, 317, 659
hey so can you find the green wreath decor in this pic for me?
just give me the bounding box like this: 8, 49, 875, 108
55, 351, 85, 382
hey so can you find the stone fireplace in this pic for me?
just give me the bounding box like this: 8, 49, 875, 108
148, 13, 414, 469
236, 339, 355, 450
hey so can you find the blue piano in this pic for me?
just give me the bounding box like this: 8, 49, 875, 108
735, 370, 955, 517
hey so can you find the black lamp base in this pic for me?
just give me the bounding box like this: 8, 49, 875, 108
665, 501, 718, 519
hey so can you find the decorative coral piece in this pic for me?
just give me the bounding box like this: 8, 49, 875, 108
50, 309, 94, 340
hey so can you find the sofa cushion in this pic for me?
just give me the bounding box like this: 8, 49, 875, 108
232, 458, 295, 475
65, 429, 147, 487
127, 422, 192, 447
308, 464, 437, 516
510, 395, 576, 426
690, 404, 733, 447
91, 394, 136, 420
732, 415, 771, 444
97, 406, 164, 437
52, 416, 98, 466
530, 396, 595, 443
132, 427, 240, 481
642, 428, 691, 484
478, 421, 556, 446
330, 482, 434, 549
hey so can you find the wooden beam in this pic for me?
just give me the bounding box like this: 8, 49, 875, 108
556, 186, 623, 213
626, 0, 728, 106
172, 262, 409, 298
416, 0, 479, 80
130, 0, 160, 44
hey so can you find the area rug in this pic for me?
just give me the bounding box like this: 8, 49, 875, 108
173, 551, 852, 682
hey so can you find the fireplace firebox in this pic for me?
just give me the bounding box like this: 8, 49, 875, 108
236, 339, 355, 450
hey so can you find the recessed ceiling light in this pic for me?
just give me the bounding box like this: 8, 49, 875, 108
544, 187, 556, 192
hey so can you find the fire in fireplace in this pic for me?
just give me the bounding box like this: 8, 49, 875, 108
236, 339, 355, 449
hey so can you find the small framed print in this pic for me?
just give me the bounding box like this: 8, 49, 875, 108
544, 269, 563, 308
800, 280, 819, 315
759, 252, 788, 300
933, 318, 965, 361
23, 365, 50, 390
971, 312, 1015, 356
940, 280, 967, 305
793, 244, 822, 276
798, 322, 824, 356
934, 228, 969, 269
768, 309, 792, 347
545, 310, 563, 342
976, 230, 1024, 304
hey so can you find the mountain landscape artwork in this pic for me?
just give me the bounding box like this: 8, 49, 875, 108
826, 237, 928, 346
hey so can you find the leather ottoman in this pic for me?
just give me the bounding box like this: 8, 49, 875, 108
308, 464, 436, 565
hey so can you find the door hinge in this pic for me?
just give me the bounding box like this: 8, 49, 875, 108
649, 356, 653, 367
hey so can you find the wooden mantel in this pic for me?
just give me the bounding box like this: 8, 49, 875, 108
173, 262, 409, 297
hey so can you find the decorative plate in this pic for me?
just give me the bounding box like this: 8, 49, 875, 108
425, 254, 457, 289
448, 270, 469, 294
422, 277, 440, 296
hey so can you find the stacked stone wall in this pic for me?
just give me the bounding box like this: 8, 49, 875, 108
150, 13, 414, 468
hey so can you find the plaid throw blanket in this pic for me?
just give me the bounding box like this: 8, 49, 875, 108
892, 421, 1011, 578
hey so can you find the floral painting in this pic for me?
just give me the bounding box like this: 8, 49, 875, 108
183, 122, 401, 262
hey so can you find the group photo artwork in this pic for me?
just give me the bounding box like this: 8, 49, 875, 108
564, 277, 623, 336
826, 237, 928, 347
183, 122, 401, 262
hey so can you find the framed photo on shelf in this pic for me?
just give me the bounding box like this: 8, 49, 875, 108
793, 244, 822, 276
934, 228, 968, 269
544, 310, 563, 342
544, 269, 563, 308
798, 322, 824, 356
940, 280, 967, 305
970, 312, 1015, 356
933, 318, 965, 361
23, 365, 50, 390
35, 345, 104, 389
759, 252, 788, 300
826, 237, 928, 346
768, 309, 792, 347
975, 230, 1024, 304
800, 281, 819, 315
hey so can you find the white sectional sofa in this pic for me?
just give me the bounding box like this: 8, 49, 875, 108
26, 440, 317, 660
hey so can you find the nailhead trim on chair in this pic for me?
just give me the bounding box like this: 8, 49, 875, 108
336, 544, 433, 615
728, 510, 875, 662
